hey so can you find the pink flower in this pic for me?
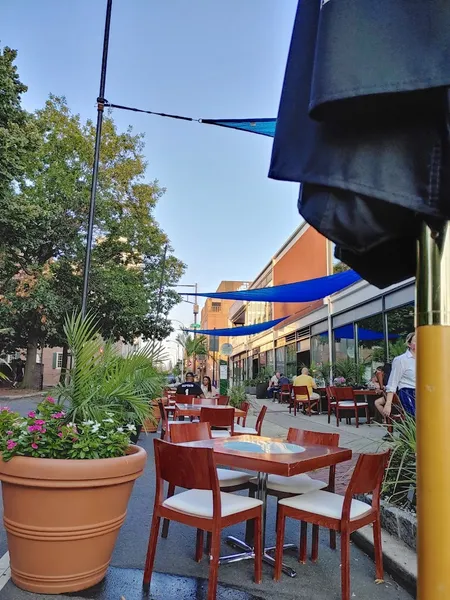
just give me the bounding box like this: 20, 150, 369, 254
6, 431, 13, 436
31, 443, 38, 450
27, 411, 36, 418
34, 420, 46, 426
46, 397, 55, 404
6, 440, 17, 451
57, 432, 63, 438
51, 412, 65, 419
1, 407, 10, 413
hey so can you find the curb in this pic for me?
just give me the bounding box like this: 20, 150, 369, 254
0, 392, 44, 401
352, 525, 417, 597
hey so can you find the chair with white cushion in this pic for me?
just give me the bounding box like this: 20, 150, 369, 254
143, 439, 263, 600
234, 405, 267, 436
274, 451, 389, 600
248, 427, 339, 551
328, 387, 370, 428
200, 406, 235, 438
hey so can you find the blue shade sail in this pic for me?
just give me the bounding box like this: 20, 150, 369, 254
195, 270, 361, 303
332, 325, 398, 341
184, 316, 289, 337
202, 118, 277, 138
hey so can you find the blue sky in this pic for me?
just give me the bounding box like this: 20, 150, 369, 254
1, 0, 300, 360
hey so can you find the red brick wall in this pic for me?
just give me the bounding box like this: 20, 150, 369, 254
273, 227, 328, 325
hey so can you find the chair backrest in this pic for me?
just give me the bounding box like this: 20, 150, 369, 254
325, 387, 335, 403
170, 421, 212, 443
200, 407, 235, 433
158, 400, 168, 427
175, 394, 197, 405
255, 405, 267, 435
281, 384, 291, 392
153, 439, 220, 502
343, 451, 390, 518
292, 386, 310, 400
217, 395, 230, 406
193, 397, 217, 405
331, 387, 355, 402
375, 370, 384, 389
287, 427, 339, 448
240, 401, 250, 415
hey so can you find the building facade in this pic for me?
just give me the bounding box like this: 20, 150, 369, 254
228, 222, 414, 385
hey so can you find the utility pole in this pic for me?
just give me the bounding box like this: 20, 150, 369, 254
193, 282, 199, 374
81, 0, 113, 317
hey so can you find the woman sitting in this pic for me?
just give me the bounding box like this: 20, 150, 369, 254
201, 375, 218, 398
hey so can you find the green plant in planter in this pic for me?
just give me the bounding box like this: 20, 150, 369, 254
382, 414, 416, 510
229, 384, 247, 408
56, 312, 164, 426
333, 358, 367, 387
253, 367, 270, 385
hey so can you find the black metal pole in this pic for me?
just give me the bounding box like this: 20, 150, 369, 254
155, 243, 168, 326
81, 0, 113, 316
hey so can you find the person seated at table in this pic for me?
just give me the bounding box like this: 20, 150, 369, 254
176, 371, 204, 397
267, 372, 280, 399
293, 367, 320, 403
375, 332, 416, 418
201, 375, 218, 398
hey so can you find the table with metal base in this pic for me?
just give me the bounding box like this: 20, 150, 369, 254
218, 472, 298, 577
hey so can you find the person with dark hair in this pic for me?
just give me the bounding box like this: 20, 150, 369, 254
176, 372, 204, 397
201, 375, 218, 398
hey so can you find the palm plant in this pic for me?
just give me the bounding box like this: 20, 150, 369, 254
333, 358, 367, 386
176, 332, 208, 363
56, 312, 165, 424
382, 414, 416, 509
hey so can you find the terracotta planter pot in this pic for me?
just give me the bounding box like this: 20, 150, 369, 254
0, 445, 147, 594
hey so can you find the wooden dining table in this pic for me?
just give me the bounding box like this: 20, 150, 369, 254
181, 435, 352, 577
174, 403, 246, 420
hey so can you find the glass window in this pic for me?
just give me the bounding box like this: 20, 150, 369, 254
386, 303, 415, 359
285, 343, 297, 378
275, 347, 285, 374
333, 328, 356, 363
259, 352, 266, 368
266, 349, 274, 373
356, 313, 385, 382
310, 333, 330, 384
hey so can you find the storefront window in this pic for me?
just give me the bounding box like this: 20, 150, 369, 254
334, 329, 356, 363
356, 313, 385, 381
266, 349, 274, 374
386, 304, 415, 359
275, 347, 285, 374
285, 343, 297, 378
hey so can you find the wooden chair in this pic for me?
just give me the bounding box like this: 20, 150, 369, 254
158, 401, 190, 441
193, 397, 217, 405
143, 439, 263, 600
329, 387, 370, 428
175, 393, 198, 405
384, 392, 405, 433
248, 428, 339, 550
234, 405, 267, 436
200, 407, 235, 438
236, 401, 250, 426
291, 386, 320, 416
217, 395, 230, 406
274, 451, 389, 600
278, 384, 292, 404
162, 422, 254, 543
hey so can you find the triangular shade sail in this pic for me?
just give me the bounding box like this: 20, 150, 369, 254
202, 118, 276, 138
184, 316, 288, 337
195, 270, 361, 303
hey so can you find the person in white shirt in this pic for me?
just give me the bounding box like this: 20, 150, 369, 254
375, 332, 416, 418
201, 376, 218, 398
268, 372, 280, 400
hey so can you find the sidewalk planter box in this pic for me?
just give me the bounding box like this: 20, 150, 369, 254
0, 445, 147, 594
256, 383, 267, 399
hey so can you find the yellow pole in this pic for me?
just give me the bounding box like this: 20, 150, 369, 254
417, 222, 450, 599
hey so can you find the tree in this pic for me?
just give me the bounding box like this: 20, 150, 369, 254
0, 94, 185, 387
175, 333, 208, 371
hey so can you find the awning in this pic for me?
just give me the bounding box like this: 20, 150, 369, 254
183, 316, 288, 337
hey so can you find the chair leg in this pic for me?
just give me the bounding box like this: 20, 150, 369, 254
355, 410, 359, 428
274, 508, 286, 581
143, 513, 161, 590
195, 529, 204, 562
311, 524, 319, 562
161, 483, 175, 538
245, 487, 256, 546
373, 517, 384, 581
205, 531, 212, 555
366, 405, 371, 425
340, 531, 351, 600
207, 529, 221, 600
329, 529, 336, 550
254, 514, 262, 584
299, 521, 307, 564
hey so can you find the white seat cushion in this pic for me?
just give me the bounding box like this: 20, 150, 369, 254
163, 489, 262, 518
279, 490, 372, 520
234, 425, 258, 435
217, 468, 251, 488
211, 430, 231, 438
250, 473, 327, 494
335, 401, 368, 407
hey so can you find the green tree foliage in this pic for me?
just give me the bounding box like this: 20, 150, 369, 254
0, 86, 185, 387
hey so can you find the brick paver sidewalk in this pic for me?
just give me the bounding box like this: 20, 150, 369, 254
311, 453, 359, 494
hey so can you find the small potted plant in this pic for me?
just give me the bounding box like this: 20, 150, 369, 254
254, 367, 269, 399
229, 384, 247, 408
0, 312, 163, 594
